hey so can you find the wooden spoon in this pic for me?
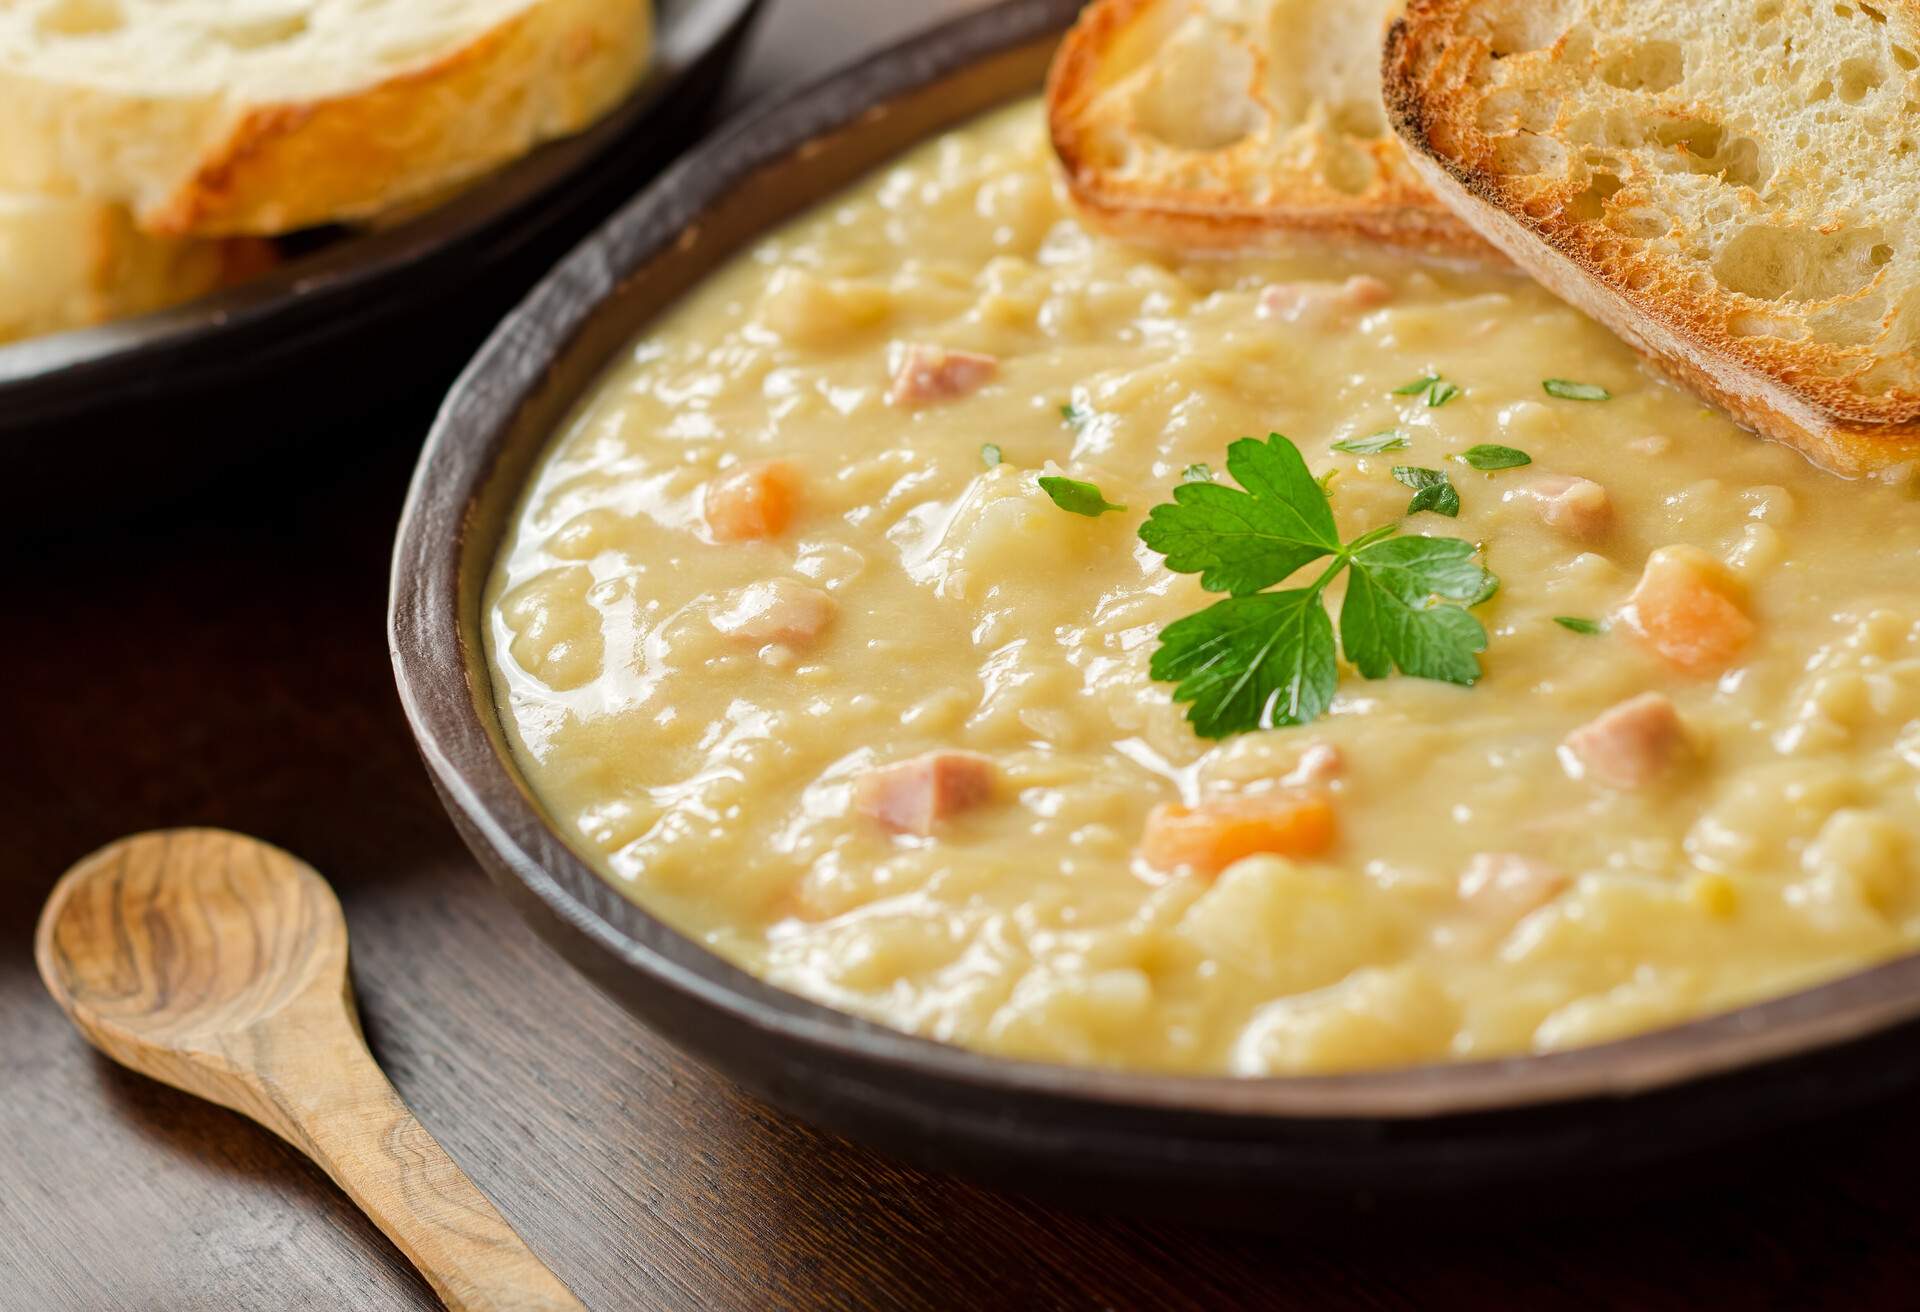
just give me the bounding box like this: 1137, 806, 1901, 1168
35, 828, 586, 1312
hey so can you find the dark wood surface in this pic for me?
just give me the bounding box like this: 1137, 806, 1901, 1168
7, 4, 1920, 1308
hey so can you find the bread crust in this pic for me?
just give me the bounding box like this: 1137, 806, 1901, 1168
0, 0, 651, 237
1382, 0, 1920, 480
1047, 0, 1496, 258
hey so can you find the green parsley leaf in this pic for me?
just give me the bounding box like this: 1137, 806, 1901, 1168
1062, 401, 1090, 425
1392, 466, 1461, 517
1138, 433, 1341, 596
1149, 591, 1338, 739
1459, 443, 1531, 470
980, 443, 1002, 468
1469, 569, 1501, 606
1038, 475, 1125, 518
1426, 380, 1462, 407
1392, 375, 1440, 396
1182, 462, 1214, 483
1554, 615, 1606, 635
1331, 430, 1410, 455
1543, 379, 1610, 401
1340, 536, 1490, 685
1139, 433, 1493, 738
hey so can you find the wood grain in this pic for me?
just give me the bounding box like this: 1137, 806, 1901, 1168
37, 829, 583, 1312
6, 2, 1920, 1308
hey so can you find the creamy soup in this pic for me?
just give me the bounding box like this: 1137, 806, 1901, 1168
485, 102, 1920, 1076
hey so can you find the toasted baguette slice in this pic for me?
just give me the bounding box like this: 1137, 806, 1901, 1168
1385, 0, 1920, 480
0, 0, 652, 237
1047, 0, 1493, 256
0, 192, 271, 345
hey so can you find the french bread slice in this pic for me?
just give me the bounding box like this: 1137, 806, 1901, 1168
1384, 0, 1920, 480
0, 192, 270, 345
0, 0, 653, 238
1047, 0, 1494, 257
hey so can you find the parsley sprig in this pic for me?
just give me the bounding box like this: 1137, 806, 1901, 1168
1139, 434, 1495, 739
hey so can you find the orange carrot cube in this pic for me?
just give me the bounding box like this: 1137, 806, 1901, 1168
1620, 546, 1754, 674
704, 460, 797, 542
1139, 795, 1336, 877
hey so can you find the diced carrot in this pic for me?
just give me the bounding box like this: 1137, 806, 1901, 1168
1139, 794, 1336, 876
703, 460, 797, 542
1620, 545, 1754, 674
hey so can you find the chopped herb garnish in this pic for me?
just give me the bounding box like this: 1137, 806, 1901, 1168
1392, 374, 1461, 407
1139, 433, 1493, 738
1469, 569, 1501, 606
1061, 401, 1090, 426
980, 443, 1002, 468
1331, 430, 1410, 455
1543, 379, 1610, 401
1459, 443, 1531, 470
1316, 469, 1339, 497
1038, 475, 1125, 517
1182, 462, 1215, 483
1392, 466, 1461, 517
1554, 616, 1606, 635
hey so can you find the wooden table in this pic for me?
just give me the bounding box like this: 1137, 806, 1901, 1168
8, 4, 1920, 1307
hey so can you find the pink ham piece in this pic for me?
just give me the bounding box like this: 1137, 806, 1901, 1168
1257, 275, 1393, 327
1559, 692, 1689, 790
710, 578, 836, 647
1458, 853, 1569, 921
1511, 473, 1612, 541
855, 751, 995, 835
887, 344, 998, 407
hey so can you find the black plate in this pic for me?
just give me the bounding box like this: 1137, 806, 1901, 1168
3, 0, 763, 520
391, 0, 1920, 1218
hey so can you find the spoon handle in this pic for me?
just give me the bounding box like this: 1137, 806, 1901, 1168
262, 1017, 585, 1312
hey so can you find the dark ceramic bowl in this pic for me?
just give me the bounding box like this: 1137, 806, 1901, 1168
390, 0, 1920, 1213
2, 0, 762, 523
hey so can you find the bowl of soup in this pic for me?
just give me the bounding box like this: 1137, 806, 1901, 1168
390, 0, 1920, 1211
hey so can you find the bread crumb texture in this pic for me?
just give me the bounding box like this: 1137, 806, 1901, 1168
1389, 0, 1920, 426
1048, 0, 1491, 254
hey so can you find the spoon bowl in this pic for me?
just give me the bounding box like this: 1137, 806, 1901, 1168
40, 829, 347, 1082
38, 829, 583, 1312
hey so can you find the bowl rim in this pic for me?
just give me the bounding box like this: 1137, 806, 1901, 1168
390, 0, 1920, 1124
0, 0, 759, 400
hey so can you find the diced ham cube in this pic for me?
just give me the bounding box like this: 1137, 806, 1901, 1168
703, 460, 798, 542
1620, 545, 1754, 674
887, 344, 998, 407
710, 578, 836, 647
1458, 853, 1569, 921
1257, 275, 1394, 327
855, 751, 995, 835
1559, 692, 1689, 789
1512, 473, 1612, 540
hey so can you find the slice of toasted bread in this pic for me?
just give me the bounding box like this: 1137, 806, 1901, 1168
1384, 0, 1920, 480
0, 192, 271, 345
1047, 0, 1494, 257
0, 0, 652, 238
